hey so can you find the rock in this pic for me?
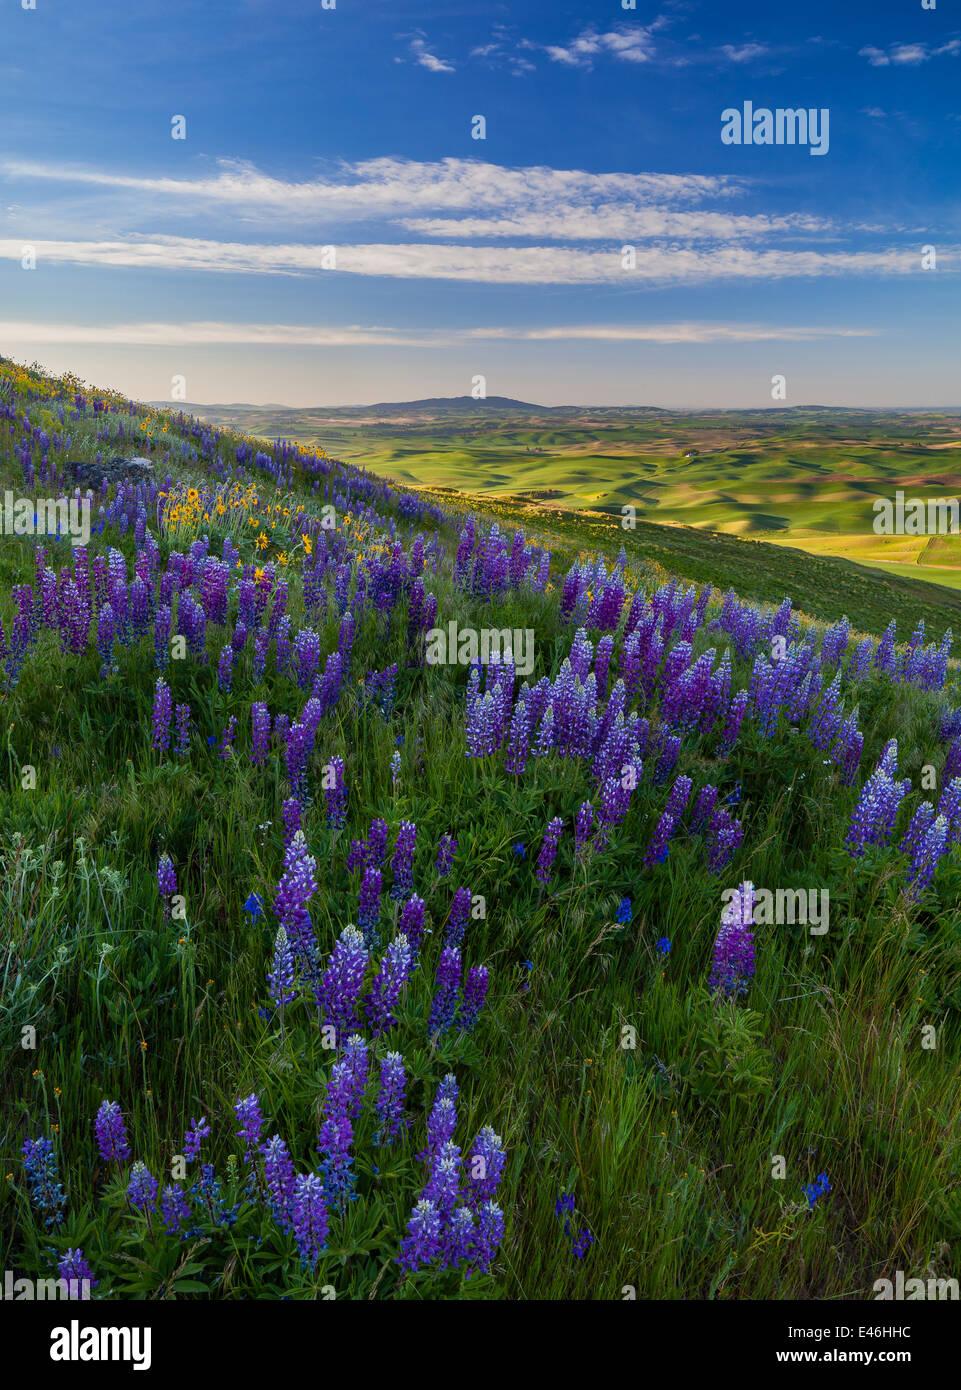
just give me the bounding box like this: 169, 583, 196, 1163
66, 456, 155, 490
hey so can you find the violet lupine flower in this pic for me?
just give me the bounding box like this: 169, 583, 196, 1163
574, 800, 595, 857
273, 831, 318, 966
281, 796, 302, 847
324, 755, 347, 829
234, 1094, 265, 1163
397, 1198, 443, 1272
174, 703, 191, 757
444, 1206, 476, 1270
704, 807, 744, 875
716, 689, 748, 756
127, 1162, 159, 1213
709, 881, 756, 996
358, 867, 382, 948
316, 926, 369, 1043
458, 965, 489, 1033
217, 715, 238, 759
465, 1126, 506, 1208
157, 853, 177, 903
21, 1137, 65, 1228
152, 677, 172, 751
435, 834, 458, 877
291, 1172, 329, 1274
217, 644, 234, 692
390, 820, 418, 902
664, 775, 693, 822
937, 777, 961, 843
535, 817, 564, 885
267, 924, 298, 1015
428, 946, 462, 1035
643, 811, 676, 868
251, 702, 271, 765
374, 1051, 407, 1145
472, 1201, 506, 1273
398, 895, 426, 958
316, 1059, 356, 1205
899, 802, 936, 860
844, 740, 910, 857
183, 1116, 210, 1163
691, 784, 719, 833
161, 1184, 193, 1237
261, 1135, 296, 1229
445, 887, 472, 949
365, 933, 414, 1035
906, 814, 950, 901
342, 1034, 371, 1118
154, 604, 171, 669
96, 602, 116, 676
424, 1142, 463, 1225
294, 628, 321, 691
94, 1099, 130, 1164
57, 1248, 99, 1298
504, 699, 531, 776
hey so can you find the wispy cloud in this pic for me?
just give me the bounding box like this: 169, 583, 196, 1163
719, 43, 770, 63
543, 25, 658, 68
0, 236, 940, 286
0, 319, 879, 347
407, 36, 455, 73
860, 40, 961, 66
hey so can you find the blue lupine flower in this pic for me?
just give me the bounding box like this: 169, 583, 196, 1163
244, 892, 264, 918
616, 897, 632, 924
656, 938, 672, 955
802, 1172, 832, 1209
512, 841, 526, 858
22, 1137, 66, 1228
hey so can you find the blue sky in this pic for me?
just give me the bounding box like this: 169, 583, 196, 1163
1, 0, 959, 407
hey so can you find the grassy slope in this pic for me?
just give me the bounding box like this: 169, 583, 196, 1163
2, 364, 960, 1301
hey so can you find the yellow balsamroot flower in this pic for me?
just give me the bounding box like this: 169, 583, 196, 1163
303, 534, 313, 556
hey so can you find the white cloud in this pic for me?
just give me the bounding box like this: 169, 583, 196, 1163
398, 208, 830, 241
719, 43, 769, 63
544, 26, 656, 68
860, 39, 961, 66
409, 37, 454, 73
0, 236, 940, 286
0, 319, 879, 347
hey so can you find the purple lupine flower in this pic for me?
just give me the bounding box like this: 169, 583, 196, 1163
183, 1116, 210, 1164
574, 800, 595, 857
316, 1058, 356, 1205
261, 1134, 296, 1229
465, 1126, 506, 1208
428, 946, 462, 1035
234, 1094, 265, 1163
267, 924, 298, 1016
57, 1248, 99, 1298
424, 1141, 463, 1225
127, 1162, 159, 1212
365, 933, 414, 1035
316, 925, 368, 1043
374, 1051, 407, 1145
273, 831, 318, 965
154, 604, 171, 670
906, 814, 950, 900
704, 806, 744, 874
152, 677, 172, 751
472, 1201, 505, 1273
94, 1100, 130, 1163
899, 802, 936, 860
421, 1076, 459, 1162
664, 775, 693, 822
217, 643, 234, 692
358, 866, 382, 948
217, 715, 238, 758
160, 1184, 192, 1236
390, 820, 418, 902
844, 741, 910, 857
444, 1205, 476, 1270
174, 703, 191, 757
294, 628, 321, 691
398, 894, 426, 958
445, 887, 472, 949
709, 881, 756, 996
324, 755, 347, 829
96, 601, 116, 675
435, 834, 458, 877
281, 796, 302, 847
643, 811, 676, 867
342, 1033, 370, 1118
251, 702, 271, 765
458, 966, 489, 1033
21, 1137, 65, 1228
157, 853, 177, 902
504, 698, 531, 776
691, 784, 719, 833
717, 688, 748, 756
397, 1198, 443, 1272
535, 817, 564, 885
290, 1172, 329, 1273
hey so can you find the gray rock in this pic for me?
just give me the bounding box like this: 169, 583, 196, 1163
66, 456, 155, 490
